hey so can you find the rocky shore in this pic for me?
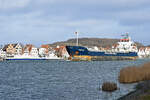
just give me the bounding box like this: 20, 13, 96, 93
118, 80, 150, 100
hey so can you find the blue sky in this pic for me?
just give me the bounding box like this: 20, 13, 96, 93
0, 0, 150, 46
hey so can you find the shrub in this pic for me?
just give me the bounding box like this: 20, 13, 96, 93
102, 82, 117, 92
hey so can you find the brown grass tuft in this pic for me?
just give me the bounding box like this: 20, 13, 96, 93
119, 62, 150, 83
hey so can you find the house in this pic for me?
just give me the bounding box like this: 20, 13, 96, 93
138, 47, 146, 58
39, 45, 52, 57
2, 43, 23, 56
3, 44, 16, 56
55, 46, 69, 58
138, 47, 150, 58
0, 49, 6, 58
145, 47, 150, 57
30, 46, 39, 57
39, 48, 46, 57
112, 44, 119, 52
14, 43, 23, 55
23, 44, 38, 57
23, 44, 31, 56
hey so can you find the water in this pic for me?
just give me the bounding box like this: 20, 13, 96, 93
0, 59, 150, 100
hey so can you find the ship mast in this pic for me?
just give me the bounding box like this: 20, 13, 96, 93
75, 31, 79, 46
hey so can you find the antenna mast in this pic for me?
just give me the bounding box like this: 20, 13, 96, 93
75, 31, 79, 46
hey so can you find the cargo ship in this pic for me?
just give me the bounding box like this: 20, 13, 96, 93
66, 33, 138, 61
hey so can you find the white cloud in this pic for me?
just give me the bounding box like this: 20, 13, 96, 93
0, 0, 150, 45
35, 0, 150, 7
35, 0, 56, 4
0, 0, 30, 10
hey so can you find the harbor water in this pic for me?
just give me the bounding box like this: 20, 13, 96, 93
0, 59, 150, 100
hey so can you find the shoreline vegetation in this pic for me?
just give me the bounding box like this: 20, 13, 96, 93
118, 62, 150, 100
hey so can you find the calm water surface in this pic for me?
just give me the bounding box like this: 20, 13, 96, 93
0, 59, 150, 100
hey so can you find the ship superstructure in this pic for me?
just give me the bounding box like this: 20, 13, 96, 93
113, 33, 138, 53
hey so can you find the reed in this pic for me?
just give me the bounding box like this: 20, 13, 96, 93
119, 62, 150, 83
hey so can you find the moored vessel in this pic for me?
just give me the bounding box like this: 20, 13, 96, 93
5, 55, 47, 60
66, 33, 138, 61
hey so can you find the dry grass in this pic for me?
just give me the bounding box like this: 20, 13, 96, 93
119, 62, 150, 83
102, 82, 117, 92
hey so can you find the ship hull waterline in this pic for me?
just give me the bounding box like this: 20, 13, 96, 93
69, 55, 137, 61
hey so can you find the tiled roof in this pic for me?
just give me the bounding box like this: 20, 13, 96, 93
41, 45, 50, 48
24, 44, 33, 52
2, 44, 9, 51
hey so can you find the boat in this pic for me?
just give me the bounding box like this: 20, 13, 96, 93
5, 52, 61, 61
66, 33, 138, 61
5, 55, 47, 60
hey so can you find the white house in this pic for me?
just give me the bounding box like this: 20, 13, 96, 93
145, 47, 150, 57
0, 49, 6, 58
23, 45, 38, 57
138, 47, 146, 58
39, 48, 47, 57
14, 43, 23, 55
138, 47, 150, 58
30, 47, 39, 57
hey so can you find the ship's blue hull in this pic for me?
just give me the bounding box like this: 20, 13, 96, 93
66, 46, 138, 59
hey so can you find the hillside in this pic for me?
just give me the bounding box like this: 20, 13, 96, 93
50, 38, 143, 48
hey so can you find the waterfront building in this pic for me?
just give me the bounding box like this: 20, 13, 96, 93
145, 47, 150, 57
55, 46, 69, 58
14, 43, 23, 55
0, 49, 6, 58
138, 47, 146, 58
39, 45, 52, 57
39, 48, 47, 57
30, 46, 39, 57
3, 44, 16, 56
23, 44, 38, 57
2, 43, 23, 57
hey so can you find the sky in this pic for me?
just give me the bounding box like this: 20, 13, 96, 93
0, 0, 150, 46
